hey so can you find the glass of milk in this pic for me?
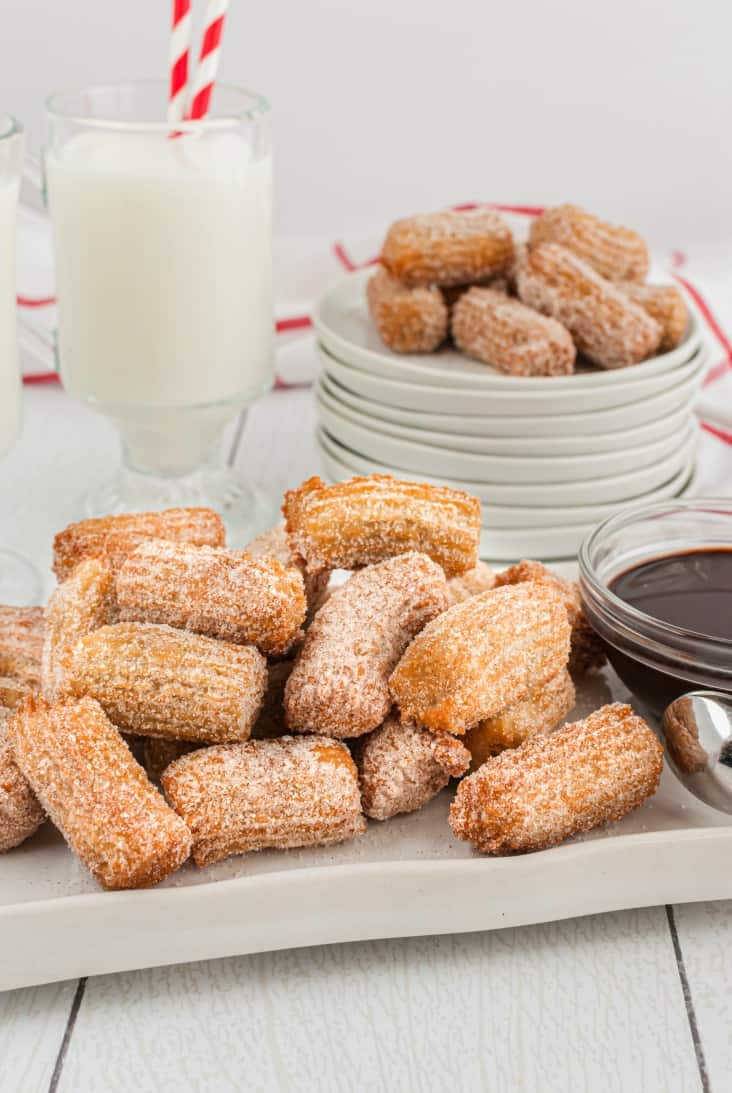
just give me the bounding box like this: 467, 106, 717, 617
0, 115, 42, 604
43, 83, 274, 539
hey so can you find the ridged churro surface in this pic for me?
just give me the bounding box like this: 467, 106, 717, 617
65, 622, 267, 743
367, 267, 448, 353
117, 540, 306, 656
245, 523, 330, 617
42, 557, 117, 700
283, 475, 481, 577
447, 561, 497, 607
0, 718, 45, 852
529, 205, 649, 283
380, 209, 514, 287
356, 715, 470, 821
452, 287, 576, 376
390, 582, 571, 736
0, 606, 44, 688
285, 553, 448, 739
617, 282, 689, 352
450, 703, 663, 854
516, 244, 661, 369
52, 507, 225, 582
162, 735, 365, 866
9, 696, 191, 887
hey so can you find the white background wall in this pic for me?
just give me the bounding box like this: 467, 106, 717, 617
3, 0, 731, 249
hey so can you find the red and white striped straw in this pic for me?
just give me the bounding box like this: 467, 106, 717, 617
168, 0, 192, 123
186, 0, 229, 120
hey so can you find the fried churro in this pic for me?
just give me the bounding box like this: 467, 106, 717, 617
0, 606, 44, 688
42, 557, 117, 700
529, 204, 649, 283
367, 267, 448, 353
245, 523, 330, 618
617, 282, 689, 352
0, 718, 45, 852
380, 209, 514, 288
143, 738, 200, 784
446, 561, 497, 607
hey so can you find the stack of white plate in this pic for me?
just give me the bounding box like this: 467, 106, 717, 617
312, 269, 707, 559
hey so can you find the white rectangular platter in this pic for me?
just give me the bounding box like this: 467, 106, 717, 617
2, 665, 732, 991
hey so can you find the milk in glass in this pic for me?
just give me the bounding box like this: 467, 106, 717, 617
45, 130, 273, 472
0, 175, 21, 459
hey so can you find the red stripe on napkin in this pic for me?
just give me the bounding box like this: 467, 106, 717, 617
17, 294, 56, 308
701, 421, 732, 446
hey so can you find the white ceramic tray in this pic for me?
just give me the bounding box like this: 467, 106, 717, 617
3, 665, 731, 992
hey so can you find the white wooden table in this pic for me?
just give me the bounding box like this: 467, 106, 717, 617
1, 379, 731, 1093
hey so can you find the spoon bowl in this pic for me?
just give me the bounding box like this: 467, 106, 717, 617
661, 691, 732, 814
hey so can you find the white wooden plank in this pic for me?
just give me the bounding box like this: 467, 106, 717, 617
0, 978, 77, 1093
58, 909, 700, 1093
672, 900, 732, 1091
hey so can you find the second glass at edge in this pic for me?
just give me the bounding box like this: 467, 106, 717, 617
43, 82, 275, 541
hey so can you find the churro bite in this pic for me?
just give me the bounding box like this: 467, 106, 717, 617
516, 244, 662, 369
451, 287, 576, 376
463, 667, 575, 769
245, 523, 330, 618
389, 582, 571, 736
0, 606, 44, 688
64, 622, 267, 744
450, 703, 663, 854
285, 553, 448, 739
0, 718, 45, 853
52, 507, 226, 582
446, 561, 497, 607
116, 540, 307, 656
356, 716, 470, 821
617, 282, 689, 352
367, 267, 448, 353
9, 696, 191, 887
162, 735, 365, 867
143, 738, 200, 784
529, 204, 649, 283
380, 209, 514, 288
42, 557, 117, 700
283, 475, 481, 577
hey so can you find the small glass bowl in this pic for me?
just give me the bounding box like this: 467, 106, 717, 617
578, 498, 732, 716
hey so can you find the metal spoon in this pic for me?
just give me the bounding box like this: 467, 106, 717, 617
661, 692, 732, 814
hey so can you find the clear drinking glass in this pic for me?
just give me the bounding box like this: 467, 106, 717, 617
42, 82, 275, 541
0, 115, 42, 604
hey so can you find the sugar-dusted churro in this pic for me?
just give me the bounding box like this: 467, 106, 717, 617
42, 557, 117, 700
463, 667, 575, 769
446, 561, 497, 607
380, 209, 514, 288
285, 553, 448, 739
283, 475, 481, 577
65, 622, 267, 743
367, 266, 448, 353
529, 204, 649, 283
390, 582, 571, 736
356, 716, 470, 821
143, 738, 200, 784
0, 718, 45, 852
0, 606, 44, 688
116, 540, 307, 656
9, 696, 191, 887
162, 735, 365, 866
450, 703, 663, 854
617, 282, 689, 352
52, 507, 226, 582
245, 523, 330, 618
452, 287, 576, 376
0, 677, 33, 710
495, 559, 606, 676
516, 244, 662, 369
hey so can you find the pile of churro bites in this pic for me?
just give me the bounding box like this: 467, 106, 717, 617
368, 204, 689, 373
0, 475, 664, 890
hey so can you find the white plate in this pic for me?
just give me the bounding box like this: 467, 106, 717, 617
319, 342, 709, 417
317, 426, 699, 507
320, 367, 707, 438
317, 394, 694, 482
312, 268, 701, 389
4, 664, 730, 991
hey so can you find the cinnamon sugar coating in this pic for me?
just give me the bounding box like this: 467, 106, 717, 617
464, 667, 575, 769
617, 282, 689, 352
65, 622, 267, 743
529, 205, 649, 283
0, 606, 44, 687
390, 582, 571, 736
117, 540, 307, 656
9, 696, 191, 887
452, 287, 576, 376
450, 703, 663, 854
283, 475, 481, 578
495, 560, 606, 676
285, 553, 449, 739
162, 735, 365, 866
516, 244, 661, 369
52, 507, 226, 582
356, 715, 470, 821
447, 561, 497, 606
0, 718, 45, 852
367, 267, 448, 353
244, 523, 330, 618
380, 209, 514, 288
42, 557, 117, 700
